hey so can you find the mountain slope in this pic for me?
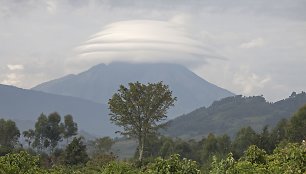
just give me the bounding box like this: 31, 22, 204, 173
0, 84, 116, 136
165, 92, 306, 139
32, 63, 234, 119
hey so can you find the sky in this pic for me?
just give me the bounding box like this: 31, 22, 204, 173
0, 0, 305, 102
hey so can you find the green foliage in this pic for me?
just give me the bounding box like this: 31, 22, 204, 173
109, 81, 176, 162
241, 145, 267, 164
271, 118, 289, 144
0, 119, 20, 148
64, 137, 89, 166
146, 154, 201, 174
32, 113, 78, 152
209, 153, 235, 174
166, 92, 306, 139
267, 143, 306, 174
32, 113, 49, 151
45, 113, 64, 151
101, 161, 140, 174
63, 114, 78, 144
287, 104, 306, 142
23, 129, 35, 148
209, 143, 306, 174
85, 153, 117, 172
0, 151, 41, 174
232, 126, 259, 157
0, 145, 12, 156
88, 137, 114, 156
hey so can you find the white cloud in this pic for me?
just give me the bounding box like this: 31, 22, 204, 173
1, 73, 22, 86
240, 37, 265, 49
233, 66, 271, 94
46, 0, 57, 14
7, 64, 24, 71
0, 0, 305, 102
71, 20, 222, 68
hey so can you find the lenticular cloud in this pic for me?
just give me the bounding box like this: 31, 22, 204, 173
74, 20, 220, 65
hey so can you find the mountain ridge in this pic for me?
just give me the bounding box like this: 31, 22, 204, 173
32, 62, 234, 119
0, 84, 116, 137
164, 92, 306, 139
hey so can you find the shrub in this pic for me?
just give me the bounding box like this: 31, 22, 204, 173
101, 161, 140, 174
146, 154, 201, 174
0, 151, 41, 174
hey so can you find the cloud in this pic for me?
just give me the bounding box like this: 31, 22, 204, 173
240, 37, 265, 49
7, 64, 24, 71
1, 73, 22, 86
46, 0, 57, 14
0, 0, 305, 102
233, 66, 271, 94
72, 20, 223, 67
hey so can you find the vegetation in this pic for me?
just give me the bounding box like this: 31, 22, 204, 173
0, 119, 20, 155
166, 92, 306, 138
209, 143, 306, 174
0, 83, 305, 173
23, 112, 78, 153
62, 115, 78, 144
63, 137, 89, 165
108, 81, 176, 163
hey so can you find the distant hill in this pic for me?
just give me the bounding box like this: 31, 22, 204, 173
32, 63, 234, 119
164, 92, 306, 139
0, 84, 116, 137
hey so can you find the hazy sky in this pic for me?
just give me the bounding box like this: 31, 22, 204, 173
1, 0, 305, 101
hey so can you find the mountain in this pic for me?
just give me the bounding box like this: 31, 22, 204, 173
164, 92, 306, 139
0, 84, 117, 137
32, 63, 234, 119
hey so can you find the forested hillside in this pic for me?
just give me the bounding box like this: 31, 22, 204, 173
165, 92, 306, 138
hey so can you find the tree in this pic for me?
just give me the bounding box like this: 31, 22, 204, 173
232, 126, 259, 158
23, 129, 35, 148
63, 114, 78, 144
32, 113, 63, 153
0, 119, 20, 148
287, 104, 306, 142
108, 81, 176, 163
64, 137, 89, 165
271, 118, 289, 145
45, 112, 63, 152
257, 126, 274, 153
32, 113, 48, 152
90, 137, 114, 155
147, 154, 200, 174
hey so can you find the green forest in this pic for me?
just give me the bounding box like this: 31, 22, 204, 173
0, 82, 305, 174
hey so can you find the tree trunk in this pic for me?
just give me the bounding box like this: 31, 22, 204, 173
138, 136, 145, 163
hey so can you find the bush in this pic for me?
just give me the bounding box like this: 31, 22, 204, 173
85, 153, 117, 172
0, 151, 41, 174
209, 143, 306, 174
268, 143, 306, 174
146, 154, 201, 174
101, 161, 140, 174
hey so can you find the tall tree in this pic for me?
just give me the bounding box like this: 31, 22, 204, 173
232, 126, 259, 157
32, 113, 48, 152
63, 114, 78, 144
271, 118, 289, 144
90, 137, 114, 155
0, 119, 20, 148
32, 113, 63, 152
108, 81, 176, 163
45, 112, 63, 152
23, 129, 35, 148
287, 104, 306, 142
64, 137, 89, 165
